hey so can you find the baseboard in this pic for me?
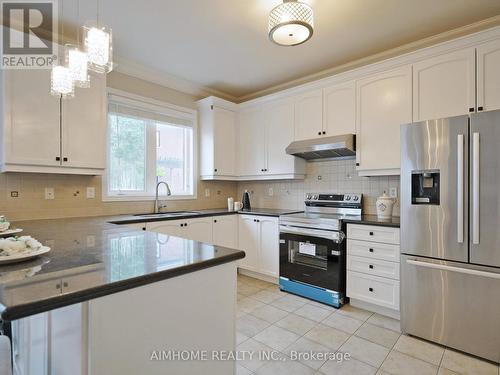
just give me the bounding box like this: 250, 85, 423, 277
237, 268, 278, 285
349, 298, 400, 320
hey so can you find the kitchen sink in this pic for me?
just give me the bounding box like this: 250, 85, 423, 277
133, 211, 202, 218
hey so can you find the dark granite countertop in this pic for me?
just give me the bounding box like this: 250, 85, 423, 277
0, 216, 245, 321
343, 215, 400, 228
109, 207, 303, 225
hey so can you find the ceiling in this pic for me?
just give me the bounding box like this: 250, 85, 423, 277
68, 0, 500, 100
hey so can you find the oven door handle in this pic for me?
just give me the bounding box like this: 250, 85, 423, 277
280, 226, 345, 242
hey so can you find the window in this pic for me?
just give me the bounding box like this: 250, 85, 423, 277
105, 91, 196, 200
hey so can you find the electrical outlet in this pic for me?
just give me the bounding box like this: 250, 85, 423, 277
45, 187, 55, 200
205, 188, 210, 197
86, 187, 95, 199
86, 235, 96, 247
389, 187, 398, 198
268, 187, 274, 196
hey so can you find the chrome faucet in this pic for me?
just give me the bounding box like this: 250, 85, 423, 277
155, 181, 172, 213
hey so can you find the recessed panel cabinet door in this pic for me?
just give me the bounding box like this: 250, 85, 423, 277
477, 38, 500, 112
294, 89, 323, 141
212, 215, 238, 249
184, 217, 213, 244
146, 220, 185, 237
413, 48, 475, 121
258, 217, 279, 278
213, 107, 237, 176
4, 69, 61, 166
238, 108, 266, 176
356, 65, 412, 173
323, 81, 356, 136
62, 73, 106, 169
238, 215, 259, 272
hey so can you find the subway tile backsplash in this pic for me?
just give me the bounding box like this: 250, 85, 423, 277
236, 159, 400, 216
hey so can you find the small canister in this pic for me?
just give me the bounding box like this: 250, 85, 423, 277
227, 197, 234, 211
376, 191, 395, 219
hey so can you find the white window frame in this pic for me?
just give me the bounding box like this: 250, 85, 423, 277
103, 88, 198, 202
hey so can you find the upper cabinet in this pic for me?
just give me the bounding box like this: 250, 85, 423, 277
413, 48, 476, 121
356, 65, 412, 175
237, 106, 266, 177
323, 81, 356, 136
477, 38, 500, 112
198, 97, 238, 180
0, 66, 107, 174
294, 88, 323, 140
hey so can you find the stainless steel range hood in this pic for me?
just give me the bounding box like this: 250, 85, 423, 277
285, 134, 356, 160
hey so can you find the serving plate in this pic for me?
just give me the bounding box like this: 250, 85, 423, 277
0, 246, 51, 265
0, 229, 22, 238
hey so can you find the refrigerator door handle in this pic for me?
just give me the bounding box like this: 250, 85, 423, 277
406, 259, 500, 279
457, 134, 464, 243
472, 132, 480, 245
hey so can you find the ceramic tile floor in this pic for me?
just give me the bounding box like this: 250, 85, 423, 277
236, 274, 500, 375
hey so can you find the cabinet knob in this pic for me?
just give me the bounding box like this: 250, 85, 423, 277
318, 131, 321, 135
56, 156, 60, 161
214, 219, 217, 223
469, 107, 475, 113
55, 283, 61, 289
369, 287, 374, 292
369, 232, 374, 236
63, 282, 68, 288
185, 223, 188, 226
356, 163, 360, 166
180, 223, 184, 227
63, 157, 68, 162
478, 106, 484, 111
214, 168, 218, 172
369, 264, 374, 269
369, 248, 374, 252
322, 131, 326, 135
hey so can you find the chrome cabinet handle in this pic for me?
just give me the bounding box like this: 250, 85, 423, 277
472, 132, 480, 245
457, 134, 464, 243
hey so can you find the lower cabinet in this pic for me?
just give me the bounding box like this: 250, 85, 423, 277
145, 217, 213, 244
238, 215, 279, 278
212, 215, 238, 249
346, 224, 401, 316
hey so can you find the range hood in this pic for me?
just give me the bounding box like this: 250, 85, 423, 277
286, 134, 356, 160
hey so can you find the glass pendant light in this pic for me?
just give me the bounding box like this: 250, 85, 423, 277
66, 44, 90, 88
51, 65, 75, 98
269, 0, 314, 46
83, 25, 113, 73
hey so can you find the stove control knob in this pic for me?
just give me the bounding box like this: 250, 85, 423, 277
353, 196, 359, 201
306, 194, 312, 200
345, 195, 351, 201
313, 195, 318, 200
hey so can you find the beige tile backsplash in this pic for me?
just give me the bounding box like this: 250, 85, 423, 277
236, 159, 400, 216
1, 160, 399, 221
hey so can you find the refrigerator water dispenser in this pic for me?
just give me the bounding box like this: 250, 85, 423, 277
411, 170, 440, 205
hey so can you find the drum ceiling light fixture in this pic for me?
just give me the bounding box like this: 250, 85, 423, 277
268, 0, 314, 46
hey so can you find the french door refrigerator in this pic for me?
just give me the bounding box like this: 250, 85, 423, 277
400, 110, 500, 363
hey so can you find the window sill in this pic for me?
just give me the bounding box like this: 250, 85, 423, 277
102, 194, 197, 202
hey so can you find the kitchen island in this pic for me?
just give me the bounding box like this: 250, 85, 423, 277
0, 217, 245, 375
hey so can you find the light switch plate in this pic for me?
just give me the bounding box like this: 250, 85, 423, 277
268, 187, 274, 196
44, 187, 55, 200
389, 187, 398, 198
205, 188, 210, 197
86, 187, 95, 199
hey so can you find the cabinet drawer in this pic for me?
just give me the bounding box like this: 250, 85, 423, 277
347, 224, 400, 244
347, 255, 400, 280
347, 271, 400, 310
347, 239, 400, 262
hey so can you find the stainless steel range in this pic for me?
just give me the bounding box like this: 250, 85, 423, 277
279, 193, 362, 308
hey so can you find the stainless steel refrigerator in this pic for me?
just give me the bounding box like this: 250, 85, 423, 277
400, 110, 500, 363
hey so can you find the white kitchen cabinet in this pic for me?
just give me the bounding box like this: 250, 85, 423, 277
61, 73, 106, 169
0, 64, 106, 174
356, 65, 412, 175
413, 48, 475, 121
263, 99, 305, 177
124, 222, 146, 231
323, 81, 356, 136
212, 215, 238, 249
238, 215, 260, 272
477, 38, 500, 112
237, 107, 266, 177
294, 88, 323, 141
238, 215, 279, 279
198, 97, 238, 180
145, 217, 213, 243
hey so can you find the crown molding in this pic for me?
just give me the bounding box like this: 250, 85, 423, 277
113, 57, 238, 102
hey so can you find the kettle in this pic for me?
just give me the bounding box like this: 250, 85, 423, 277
242, 190, 251, 210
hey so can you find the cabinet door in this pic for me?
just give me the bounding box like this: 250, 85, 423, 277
238, 108, 266, 176
146, 220, 185, 237
185, 217, 213, 243
294, 89, 323, 141
356, 65, 412, 173
62, 73, 106, 169
264, 98, 297, 175
323, 81, 356, 136
258, 217, 279, 278
238, 215, 259, 272
212, 215, 238, 248
477, 39, 500, 112
213, 107, 237, 176
3, 69, 61, 166
124, 223, 146, 231
413, 48, 475, 121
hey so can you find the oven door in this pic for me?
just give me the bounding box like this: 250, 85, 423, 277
279, 225, 345, 293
